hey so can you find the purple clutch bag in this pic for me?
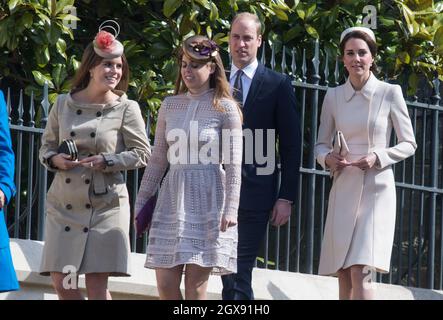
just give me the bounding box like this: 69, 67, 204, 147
135, 194, 157, 237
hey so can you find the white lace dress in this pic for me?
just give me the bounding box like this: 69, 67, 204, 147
135, 89, 242, 275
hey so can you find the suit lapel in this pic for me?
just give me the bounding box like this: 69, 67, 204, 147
243, 63, 265, 114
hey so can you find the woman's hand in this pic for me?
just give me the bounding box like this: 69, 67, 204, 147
50, 154, 80, 170
79, 155, 106, 170
351, 153, 378, 171
220, 215, 237, 232
325, 152, 351, 172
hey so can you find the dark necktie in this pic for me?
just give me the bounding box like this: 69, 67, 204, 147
233, 69, 243, 106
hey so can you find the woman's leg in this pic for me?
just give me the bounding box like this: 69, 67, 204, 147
350, 265, 375, 300
50, 272, 84, 300
156, 265, 184, 300
337, 268, 352, 300
85, 273, 111, 300
184, 264, 212, 300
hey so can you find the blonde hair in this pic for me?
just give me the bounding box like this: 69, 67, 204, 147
231, 12, 262, 36
175, 35, 242, 122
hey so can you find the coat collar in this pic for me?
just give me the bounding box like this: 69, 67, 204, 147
67, 90, 128, 110
344, 72, 377, 102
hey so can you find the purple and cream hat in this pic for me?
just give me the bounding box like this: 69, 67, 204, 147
340, 26, 376, 44
93, 20, 124, 59
183, 35, 219, 61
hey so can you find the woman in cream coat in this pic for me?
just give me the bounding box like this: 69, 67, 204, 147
314, 27, 416, 300
39, 23, 150, 299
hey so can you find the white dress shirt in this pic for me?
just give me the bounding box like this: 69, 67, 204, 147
229, 59, 259, 105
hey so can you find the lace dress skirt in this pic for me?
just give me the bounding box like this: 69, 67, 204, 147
145, 164, 237, 275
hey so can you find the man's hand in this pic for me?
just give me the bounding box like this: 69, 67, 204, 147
271, 199, 292, 226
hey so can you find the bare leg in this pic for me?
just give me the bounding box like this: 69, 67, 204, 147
350, 265, 375, 300
155, 265, 184, 300
51, 272, 84, 300
337, 268, 352, 300
184, 264, 212, 300
85, 273, 111, 300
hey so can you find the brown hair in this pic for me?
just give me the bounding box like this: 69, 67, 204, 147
175, 35, 242, 121
70, 43, 130, 94
339, 30, 378, 74
231, 12, 262, 36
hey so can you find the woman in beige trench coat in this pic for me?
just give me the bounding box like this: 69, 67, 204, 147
39, 22, 150, 300
314, 27, 416, 300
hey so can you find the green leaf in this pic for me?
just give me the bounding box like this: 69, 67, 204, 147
52, 64, 67, 88
305, 24, 319, 39
379, 17, 395, 27
55, 0, 74, 14
48, 93, 58, 104
21, 12, 33, 28
48, 24, 62, 45
70, 56, 80, 71
306, 3, 316, 19
56, 38, 67, 59
296, 9, 305, 20
209, 2, 219, 22
163, 0, 181, 18
8, 0, 21, 12
283, 25, 303, 42
434, 26, 443, 53
32, 70, 55, 88
274, 8, 288, 21
179, 13, 193, 36
194, 0, 211, 10
397, 51, 411, 64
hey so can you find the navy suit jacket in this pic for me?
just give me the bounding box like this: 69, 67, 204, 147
237, 63, 301, 211
0, 90, 16, 248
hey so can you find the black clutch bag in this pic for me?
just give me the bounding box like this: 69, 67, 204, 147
58, 139, 78, 161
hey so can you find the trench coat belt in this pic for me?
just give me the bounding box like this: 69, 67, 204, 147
92, 170, 107, 195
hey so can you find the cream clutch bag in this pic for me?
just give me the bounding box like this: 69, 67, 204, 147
330, 131, 349, 178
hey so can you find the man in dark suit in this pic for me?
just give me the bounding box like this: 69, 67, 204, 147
221, 12, 301, 300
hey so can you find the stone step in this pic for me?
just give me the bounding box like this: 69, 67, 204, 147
1, 239, 442, 300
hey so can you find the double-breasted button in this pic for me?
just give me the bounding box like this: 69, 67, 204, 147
83, 227, 89, 233
65, 226, 70, 232
66, 204, 72, 210
85, 179, 90, 184
65, 178, 71, 183
90, 132, 96, 138
76, 109, 82, 115
85, 203, 91, 209
96, 111, 102, 117
70, 131, 76, 137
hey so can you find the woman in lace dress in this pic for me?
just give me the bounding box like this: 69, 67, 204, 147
135, 35, 242, 300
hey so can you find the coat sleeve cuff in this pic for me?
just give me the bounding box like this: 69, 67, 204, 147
317, 151, 330, 170
101, 153, 116, 172
42, 151, 59, 172
373, 150, 386, 169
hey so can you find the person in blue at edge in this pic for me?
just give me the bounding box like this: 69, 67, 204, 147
0, 89, 19, 293
221, 12, 302, 300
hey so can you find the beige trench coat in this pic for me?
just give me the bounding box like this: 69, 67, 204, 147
39, 92, 151, 276
314, 73, 416, 276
